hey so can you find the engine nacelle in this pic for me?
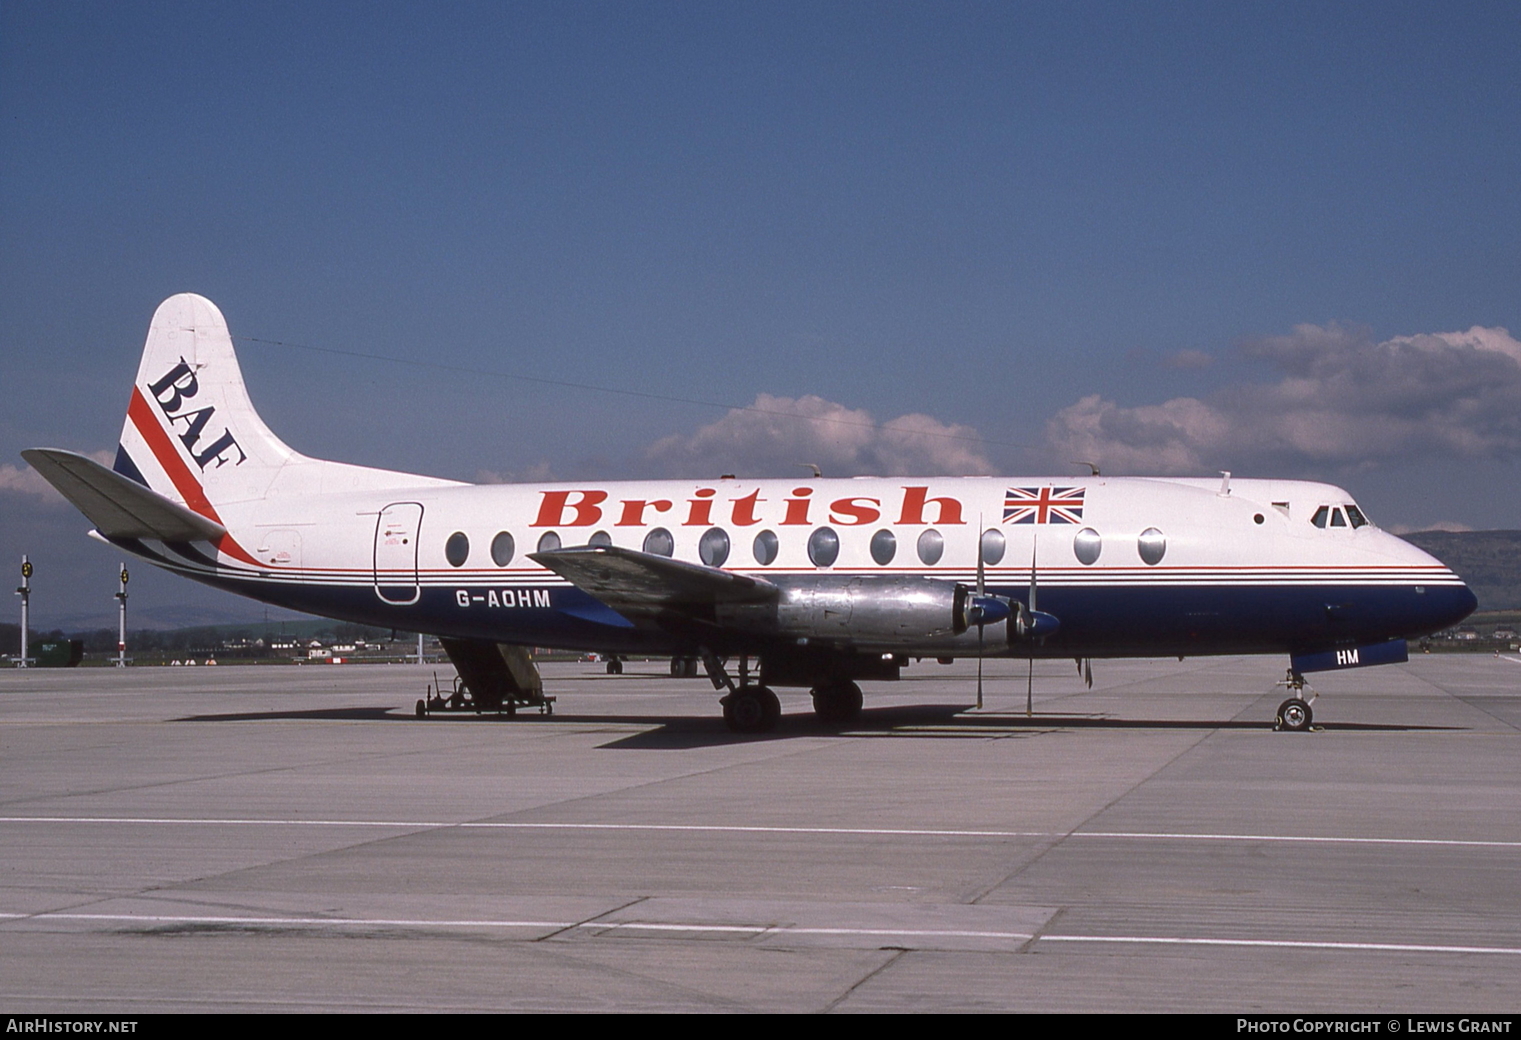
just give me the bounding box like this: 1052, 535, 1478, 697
716, 575, 993, 651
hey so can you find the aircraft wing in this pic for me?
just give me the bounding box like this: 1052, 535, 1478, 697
20, 448, 228, 543
530, 545, 778, 617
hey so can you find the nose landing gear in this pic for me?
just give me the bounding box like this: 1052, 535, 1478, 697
1275, 669, 1316, 732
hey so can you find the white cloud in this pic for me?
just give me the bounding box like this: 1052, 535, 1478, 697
1046, 324, 1521, 475
476, 462, 556, 484
644, 393, 994, 478
1389, 521, 1473, 535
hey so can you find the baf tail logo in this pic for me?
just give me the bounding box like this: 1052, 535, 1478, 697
148, 359, 247, 469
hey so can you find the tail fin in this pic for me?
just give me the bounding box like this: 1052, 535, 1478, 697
114, 294, 298, 510
113, 294, 458, 515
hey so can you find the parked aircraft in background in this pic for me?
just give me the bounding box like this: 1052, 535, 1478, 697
25, 295, 1476, 731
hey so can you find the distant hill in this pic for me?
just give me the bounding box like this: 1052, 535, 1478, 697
1402, 530, 1521, 610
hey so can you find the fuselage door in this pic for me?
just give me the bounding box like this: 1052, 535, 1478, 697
374, 502, 423, 605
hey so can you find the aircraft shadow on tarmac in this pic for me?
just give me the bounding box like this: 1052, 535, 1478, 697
172, 703, 1458, 748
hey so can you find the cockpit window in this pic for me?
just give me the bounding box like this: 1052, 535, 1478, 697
1330, 508, 1347, 527
1345, 505, 1369, 529
1311, 506, 1329, 529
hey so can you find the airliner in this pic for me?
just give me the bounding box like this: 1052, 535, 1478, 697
24, 294, 1477, 732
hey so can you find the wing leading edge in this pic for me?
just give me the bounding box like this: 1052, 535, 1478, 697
529, 545, 778, 619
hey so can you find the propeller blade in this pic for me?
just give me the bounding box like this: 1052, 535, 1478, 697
1026, 532, 1037, 715
976, 622, 984, 709
975, 515, 985, 709
976, 519, 986, 597
1029, 534, 1038, 613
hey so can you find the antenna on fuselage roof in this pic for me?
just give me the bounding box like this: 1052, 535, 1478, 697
797, 463, 822, 478
1073, 461, 1101, 476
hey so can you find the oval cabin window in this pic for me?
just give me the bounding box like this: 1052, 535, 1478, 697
699, 527, 730, 567
445, 532, 469, 567
490, 531, 515, 566
644, 528, 675, 557
1073, 528, 1101, 566
808, 527, 840, 567
753, 529, 779, 565
917, 529, 944, 566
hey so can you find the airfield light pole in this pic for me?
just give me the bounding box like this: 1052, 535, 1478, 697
417, 631, 424, 664
115, 564, 129, 668
16, 556, 31, 668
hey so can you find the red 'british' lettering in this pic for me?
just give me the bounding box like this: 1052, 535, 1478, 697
897, 486, 964, 525
533, 490, 608, 527
830, 497, 881, 525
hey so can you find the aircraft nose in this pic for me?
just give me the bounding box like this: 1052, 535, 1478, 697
1384, 533, 1478, 635
1443, 581, 1480, 628
1410, 571, 1478, 636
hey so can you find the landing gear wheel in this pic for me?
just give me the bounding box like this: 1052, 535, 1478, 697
811, 681, 863, 723
415, 699, 427, 718
606, 658, 623, 675
1276, 697, 1312, 732
757, 686, 781, 729
670, 656, 699, 678
723, 687, 780, 734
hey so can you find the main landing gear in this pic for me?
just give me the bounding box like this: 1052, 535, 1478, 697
722, 685, 781, 733
1275, 669, 1316, 732
702, 651, 781, 734
811, 680, 863, 724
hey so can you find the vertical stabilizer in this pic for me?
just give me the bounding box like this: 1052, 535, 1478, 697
114, 293, 301, 511
112, 294, 460, 518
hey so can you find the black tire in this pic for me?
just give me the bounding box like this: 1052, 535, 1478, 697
415, 699, 427, 718
607, 658, 622, 675
812, 681, 863, 723
1276, 697, 1312, 732
757, 686, 781, 729
722, 689, 775, 734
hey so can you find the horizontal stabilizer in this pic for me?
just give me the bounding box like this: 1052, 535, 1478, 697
21, 448, 227, 542
530, 545, 777, 617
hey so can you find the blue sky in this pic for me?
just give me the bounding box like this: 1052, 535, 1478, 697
3, 1, 1518, 624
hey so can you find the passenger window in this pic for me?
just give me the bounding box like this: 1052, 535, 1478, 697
699, 527, 730, 567
1310, 506, 1329, 529
808, 527, 840, 567
752, 529, 779, 565
445, 532, 469, 567
1330, 508, 1347, 527
917, 529, 944, 566
1138, 528, 1166, 566
1345, 505, 1369, 529
1073, 528, 1101, 566
490, 531, 515, 566
643, 528, 674, 557
980, 528, 1006, 566
537, 531, 561, 553
870, 529, 897, 565
588, 530, 613, 548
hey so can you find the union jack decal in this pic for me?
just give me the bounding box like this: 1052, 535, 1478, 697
1003, 486, 1086, 525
